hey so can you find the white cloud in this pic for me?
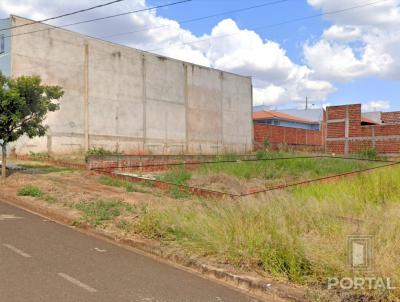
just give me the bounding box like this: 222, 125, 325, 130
323, 25, 361, 41
193, 19, 334, 106
305, 0, 400, 82
362, 100, 391, 112
307, 0, 400, 27
0, 0, 336, 107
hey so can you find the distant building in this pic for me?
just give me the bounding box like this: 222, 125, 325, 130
253, 111, 320, 130
253, 105, 272, 112
278, 108, 324, 125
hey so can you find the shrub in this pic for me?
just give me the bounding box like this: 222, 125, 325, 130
161, 167, 192, 185
28, 151, 49, 160
256, 150, 267, 160
358, 148, 378, 160
17, 185, 43, 197
86, 147, 123, 157
263, 138, 271, 149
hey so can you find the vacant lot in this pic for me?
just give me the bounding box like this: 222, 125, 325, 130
137, 164, 400, 301
157, 156, 385, 194
2, 155, 399, 301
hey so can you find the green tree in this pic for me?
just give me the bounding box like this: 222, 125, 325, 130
0, 73, 63, 178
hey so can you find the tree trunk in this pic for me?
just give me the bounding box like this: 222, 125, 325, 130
1, 144, 6, 179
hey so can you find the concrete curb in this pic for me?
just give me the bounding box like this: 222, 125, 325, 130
0, 194, 308, 302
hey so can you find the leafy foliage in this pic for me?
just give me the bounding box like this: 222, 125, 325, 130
0, 73, 63, 177
86, 147, 123, 157
0, 73, 63, 145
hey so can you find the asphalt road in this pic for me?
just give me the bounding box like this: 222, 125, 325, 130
0, 201, 262, 302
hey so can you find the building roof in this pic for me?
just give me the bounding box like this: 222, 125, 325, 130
278, 108, 324, 123
253, 111, 317, 124
361, 116, 379, 125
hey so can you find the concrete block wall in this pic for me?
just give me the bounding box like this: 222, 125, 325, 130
8, 15, 253, 156
326, 104, 400, 154
254, 124, 324, 151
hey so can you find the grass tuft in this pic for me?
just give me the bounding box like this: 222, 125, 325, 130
74, 199, 134, 226
17, 185, 44, 197
98, 176, 146, 193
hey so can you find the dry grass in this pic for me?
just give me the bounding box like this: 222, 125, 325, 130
129, 165, 400, 301
5, 158, 400, 301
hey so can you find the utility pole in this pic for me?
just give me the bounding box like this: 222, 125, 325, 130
305, 96, 308, 110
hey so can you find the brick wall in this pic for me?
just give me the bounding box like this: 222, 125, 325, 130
326, 104, 400, 154
381, 111, 400, 124
254, 124, 324, 151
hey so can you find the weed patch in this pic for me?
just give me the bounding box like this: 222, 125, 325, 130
98, 176, 146, 193
18, 185, 44, 197
159, 167, 192, 185
74, 199, 134, 226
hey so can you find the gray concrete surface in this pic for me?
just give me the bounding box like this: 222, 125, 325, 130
0, 201, 262, 302
4, 15, 253, 156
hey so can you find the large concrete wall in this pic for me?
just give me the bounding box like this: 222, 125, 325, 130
8, 15, 253, 155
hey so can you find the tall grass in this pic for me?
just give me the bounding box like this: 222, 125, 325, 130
196, 157, 382, 181
131, 165, 400, 300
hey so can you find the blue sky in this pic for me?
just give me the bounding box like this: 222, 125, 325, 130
1, 0, 399, 111
151, 0, 400, 110
151, 0, 400, 111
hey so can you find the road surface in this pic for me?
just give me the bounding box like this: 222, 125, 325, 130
0, 201, 261, 302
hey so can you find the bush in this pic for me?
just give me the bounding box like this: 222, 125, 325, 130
161, 167, 192, 185
18, 185, 43, 197
86, 147, 123, 157
263, 138, 271, 149
256, 150, 267, 160
29, 151, 49, 160
358, 148, 378, 160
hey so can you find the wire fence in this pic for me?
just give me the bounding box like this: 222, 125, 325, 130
90, 155, 400, 198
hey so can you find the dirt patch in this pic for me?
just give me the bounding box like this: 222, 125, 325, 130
0, 168, 178, 210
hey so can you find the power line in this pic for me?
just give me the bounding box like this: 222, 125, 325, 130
0, 0, 125, 32
101, 0, 291, 40
146, 0, 388, 52
3, 0, 192, 39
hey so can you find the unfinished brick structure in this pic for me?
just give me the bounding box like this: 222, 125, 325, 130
254, 124, 324, 151
326, 104, 400, 154
382, 111, 400, 124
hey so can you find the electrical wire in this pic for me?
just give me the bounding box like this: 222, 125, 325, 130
146, 0, 389, 52
2, 0, 192, 39
0, 0, 125, 32
100, 0, 291, 40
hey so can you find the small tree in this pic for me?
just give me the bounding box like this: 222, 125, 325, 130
0, 73, 63, 178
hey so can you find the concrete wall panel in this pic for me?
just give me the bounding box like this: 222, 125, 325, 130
10, 15, 253, 155
145, 54, 185, 104
146, 99, 186, 141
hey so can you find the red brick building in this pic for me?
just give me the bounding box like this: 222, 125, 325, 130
326, 104, 400, 155
253, 111, 324, 151
254, 105, 400, 155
